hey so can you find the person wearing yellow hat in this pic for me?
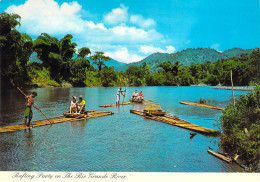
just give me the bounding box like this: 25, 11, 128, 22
70, 96, 77, 113
77, 95, 86, 113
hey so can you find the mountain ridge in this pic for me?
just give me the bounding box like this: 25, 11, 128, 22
124, 47, 255, 71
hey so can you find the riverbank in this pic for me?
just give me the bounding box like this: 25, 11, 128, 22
219, 85, 260, 171
29, 83, 257, 90
212, 86, 256, 91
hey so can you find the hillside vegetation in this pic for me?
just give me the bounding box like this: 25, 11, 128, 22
127, 48, 254, 72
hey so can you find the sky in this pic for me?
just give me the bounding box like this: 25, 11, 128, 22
1, 0, 260, 63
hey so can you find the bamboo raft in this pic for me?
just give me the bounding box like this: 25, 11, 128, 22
0, 110, 113, 133
179, 101, 224, 110
207, 150, 232, 163
130, 104, 220, 136
99, 100, 153, 107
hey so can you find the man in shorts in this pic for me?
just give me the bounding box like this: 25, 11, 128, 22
77, 95, 86, 114
24, 92, 41, 127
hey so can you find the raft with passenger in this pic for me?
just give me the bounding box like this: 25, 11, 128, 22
0, 110, 114, 133
99, 100, 153, 107
130, 104, 220, 136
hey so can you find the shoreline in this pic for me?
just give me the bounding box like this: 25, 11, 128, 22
212, 86, 256, 91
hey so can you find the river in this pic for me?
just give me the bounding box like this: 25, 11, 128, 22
0, 86, 250, 172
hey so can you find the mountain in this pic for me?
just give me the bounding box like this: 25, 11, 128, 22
88, 59, 127, 71
124, 48, 256, 72
223, 48, 254, 58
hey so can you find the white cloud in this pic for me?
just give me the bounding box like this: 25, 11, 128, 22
211, 43, 222, 52
103, 4, 128, 25
5, 0, 171, 63
109, 26, 162, 44
105, 47, 144, 63
86, 21, 107, 30
6, 0, 95, 35
140, 45, 176, 54
130, 15, 156, 28
165, 45, 176, 53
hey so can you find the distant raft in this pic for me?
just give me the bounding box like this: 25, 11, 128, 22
179, 101, 224, 110
99, 100, 153, 107
130, 104, 220, 136
0, 110, 113, 133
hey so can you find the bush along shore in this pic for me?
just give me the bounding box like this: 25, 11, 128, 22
219, 85, 260, 171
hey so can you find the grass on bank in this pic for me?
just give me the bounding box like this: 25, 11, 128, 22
27, 64, 60, 87
219, 85, 260, 171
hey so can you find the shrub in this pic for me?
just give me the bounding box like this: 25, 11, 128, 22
219, 85, 260, 171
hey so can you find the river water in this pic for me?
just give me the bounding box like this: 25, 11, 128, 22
0, 86, 250, 172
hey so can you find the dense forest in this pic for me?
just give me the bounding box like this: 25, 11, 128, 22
1, 12, 260, 88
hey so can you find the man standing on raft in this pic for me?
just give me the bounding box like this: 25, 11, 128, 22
24, 92, 41, 127
116, 87, 126, 106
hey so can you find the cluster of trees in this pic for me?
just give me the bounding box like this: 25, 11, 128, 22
124, 49, 260, 86
1, 12, 259, 88
219, 85, 260, 171
0, 13, 33, 86
0, 13, 113, 87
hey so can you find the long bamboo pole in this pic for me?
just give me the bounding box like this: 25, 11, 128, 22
10, 80, 52, 125
230, 70, 235, 106
122, 78, 126, 104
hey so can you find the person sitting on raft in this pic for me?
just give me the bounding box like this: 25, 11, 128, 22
116, 87, 125, 106
131, 90, 139, 101
138, 91, 144, 100
24, 92, 41, 127
70, 96, 77, 113
77, 95, 86, 114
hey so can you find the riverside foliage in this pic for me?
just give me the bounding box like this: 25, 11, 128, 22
1, 12, 259, 88
219, 86, 260, 171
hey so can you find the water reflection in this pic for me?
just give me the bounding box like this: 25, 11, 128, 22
69, 119, 87, 133
0, 86, 249, 172
24, 129, 33, 147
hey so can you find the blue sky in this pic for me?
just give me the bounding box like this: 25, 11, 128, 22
1, 0, 259, 63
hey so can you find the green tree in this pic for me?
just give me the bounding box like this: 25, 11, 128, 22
33, 33, 77, 82
76, 47, 91, 59
90, 51, 110, 71
16, 33, 34, 84
70, 58, 92, 86
0, 12, 33, 86
100, 67, 118, 87
220, 86, 260, 171
157, 61, 181, 76
126, 65, 147, 86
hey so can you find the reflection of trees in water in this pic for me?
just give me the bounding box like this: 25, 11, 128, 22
24, 128, 33, 147
0, 89, 25, 125
132, 104, 144, 111
167, 106, 218, 118
33, 88, 71, 102
70, 119, 88, 133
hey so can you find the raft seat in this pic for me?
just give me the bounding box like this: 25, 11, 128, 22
144, 104, 166, 116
